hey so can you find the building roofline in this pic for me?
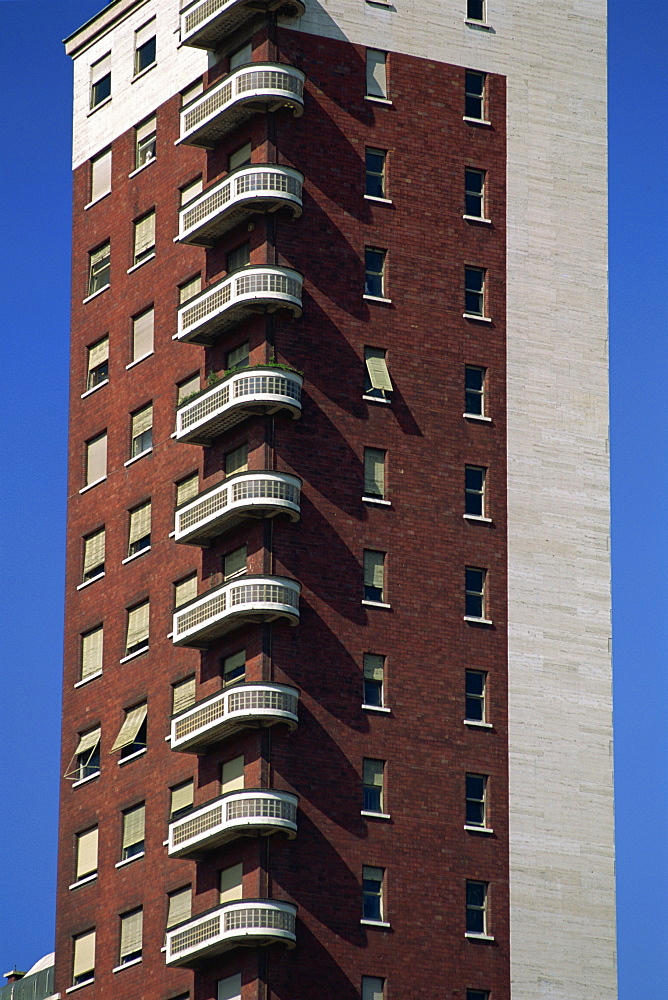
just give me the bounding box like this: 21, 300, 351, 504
63, 0, 151, 57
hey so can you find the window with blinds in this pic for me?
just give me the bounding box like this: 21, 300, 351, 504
227, 242, 250, 272
226, 341, 249, 370
363, 758, 385, 813
119, 908, 143, 964
82, 528, 105, 582
130, 404, 153, 458
110, 703, 147, 758
75, 827, 98, 881
90, 148, 111, 203
223, 545, 246, 581
228, 142, 251, 171
124, 602, 149, 657
80, 626, 103, 683
225, 444, 248, 476
72, 929, 95, 986
222, 650, 245, 687
217, 973, 242, 1000
363, 550, 385, 603
181, 78, 203, 105
170, 780, 194, 820
166, 886, 192, 929
180, 176, 203, 206
133, 210, 155, 265
121, 803, 145, 860
221, 756, 244, 794
176, 473, 199, 506
86, 336, 109, 391
177, 373, 200, 404
90, 52, 111, 108
364, 347, 393, 399
134, 18, 156, 76
85, 432, 107, 486
362, 976, 385, 1000
127, 502, 151, 558
67, 727, 101, 781
135, 115, 156, 169
363, 448, 386, 500
219, 863, 243, 904
88, 241, 110, 296
132, 307, 154, 363
172, 676, 196, 716
366, 49, 387, 98
363, 653, 385, 708
174, 574, 197, 609
179, 273, 201, 304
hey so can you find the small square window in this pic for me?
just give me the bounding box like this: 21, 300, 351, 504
82, 527, 105, 582
466, 773, 487, 827
362, 865, 384, 921
365, 248, 386, 298
364, 448, 386, 499
133, 210, 155, 266
179, 274, 201, 304
363, 758, 385, 813
467, 0, 486, 22
90, 148, 111, 202
466, 880, 488, 934
134, 19, 156, 76
121, 802, 145, 860
135, 116, 156, 169
227, 242, 250, 272
127, 501, 151, 557
88, 242, 110, 296
366, 49, 387, 98
223, 650, 246, 687
465, 71, 486, 120
465, 466, 486, 516
465, 266, 486, 317
362, 977, 385, 1000
465, 567, 487, 619
465, 365, 486, 416
465, 168, 486, 218
363, 550, 385, 603
364, 347, 393, 399
365, 148, 386, 198
90, 54, 111, 109
224, 545, 247, 581
119, 907, 143, 965
465, 670, 487, 722
131, 404, 153, 457
363, 654, 385, 707
87, 337, 109, 390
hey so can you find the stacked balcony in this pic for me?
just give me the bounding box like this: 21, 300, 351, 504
168, 789, 298, 858
175, 472, 301, 545
180, 64, 305, 148
173, 576, 300, 647
170, 683, 299, 753
180, 0, 305, 51
166, 900, 297, 966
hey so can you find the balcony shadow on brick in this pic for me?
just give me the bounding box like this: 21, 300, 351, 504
271, 922, 362, 999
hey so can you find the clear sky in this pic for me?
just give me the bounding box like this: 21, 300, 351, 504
0, 0, 665, 994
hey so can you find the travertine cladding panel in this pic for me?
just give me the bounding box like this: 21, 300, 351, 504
283, 4, 615, 1000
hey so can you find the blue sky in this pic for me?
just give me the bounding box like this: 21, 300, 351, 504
0, 0, 665, 993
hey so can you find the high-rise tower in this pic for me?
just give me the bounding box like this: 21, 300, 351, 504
57, 2, 615, 999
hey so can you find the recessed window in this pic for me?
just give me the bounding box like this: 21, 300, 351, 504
364, 448, 386, 500
179, 274, 201, 304
363, 758, 385, 813
86, 337, 109, 391
180, 176, 203, 206
72, 929, 95, 987
90, 148, 111, 202
82, 527, 105, 583
75, 827, 98, 882
80, 625, 103, 683
170, 780, 194, 820
224, 545, 247, 581
130, 404, 153, 458
134, 19, 156, 76
366, 49, 387, 98
176, 473, 199, 506
227, 341, 250, 370
465, 366, 486, 417
127, 501, 151, 558
166, 886, 192, 930
362, 865, 384, 921
465, 669, 487, 722
85, 431, 107, 486
465, 466, 486, 516
111, 703, 147, 759
88, 241, 110, 296
221, 755, 244, 793
365, 148, 386, 198
466, 0, 486, 22
229, 40, 252, 71
223, 649, 246, 686
364, 347, 393, 400
467, 990, 490, 1000
121, 802, 145, 860
229, 142, 252, 172
465, 70, 486, 120
218, 974, 242, 1000
227, 242, 250, 272
466, 773, 487, 826
225, 444, 248, 476
135, 116, 156, 169
124, 601, 150, 657
174, 574, 197, 608
363, 653, 385, 707
172, 676, 196, 716
219, 862, 243, 904
68, 727, 101, 781
365, 248, 386, 298
362, 977, 385, 1000
465, 168, 486, 218
466, 880, 488, 934
364, 550, 386, 603
131, 307, 154, 363
465, 266, 486, 317
90, 53, 111, 108
119, 908, 143, 965
465, 567, 487, 619
133, 210, 155, 266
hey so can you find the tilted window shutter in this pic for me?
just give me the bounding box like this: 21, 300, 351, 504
90, 243, 109, 266
76, 728, 101, 756
126, 602, 149, 649
365, 354, 393, 391
110, 704, 147, 753
88, 337, 109, 371
132, 405, 153, 438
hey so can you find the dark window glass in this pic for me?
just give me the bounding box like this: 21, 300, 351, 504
365, 248, 386, 297
465, 366, 485, 415
466, 880, 487, 933
365, 149, 386, 198
91, 73, 111, 107
465, 168, 485, 217
465, 774, 486, 826
362, 867, 383, 921
467, 0, 485, 21
465, 669, 486, 722
465, 466, 485, 516
465, 266, 485, 315
136, 36, 156, 74
465, 567, 486, 618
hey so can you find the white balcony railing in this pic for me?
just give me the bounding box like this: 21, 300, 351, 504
176, 267, 302, 344
180, 63, 305, 147
180, 0, 305, 50
173, 576, 300, 647
170, 683, 299, 753
175, 368, 302, 446
168, 789, 298, 857
175, 471, 301, 545
179, 166, 303, 246
166, 899, 297, 966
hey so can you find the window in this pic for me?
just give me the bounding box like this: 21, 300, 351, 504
227, 242, 250, 272
166, 886, 192, 929
75, 827, 98, 882
465, 466, 486, 516
132, 307, 154, 363
178, 374, 200, 404
80, 625, 103, 683
180, 177, 203, 206
170, 780, 194, 820
466, 774, 487, 827
225, 444, 248, 476
466, 880, 488, 934
229, 142, 252, 171
90, 148, 111, 203
86, 337, 109, 391
465, 670, 487, 723
362, 977, 385, 1000
90, 53, 111, 108
68, 727, 101, 781
121, 803, 145, 859
465, 70, 486, 120
223, 650, 246, 686
119, 908, 143, 965
363, 550, 385, 603
366, 49, 387, 98
220, 862, 243, 904
465, 567, 487, 620
467, 991, 490, 1000
134, 19, 156, 75
176, 473, 199, 506
365, 148, 386, 199
227, 341, 249, 370
175, 574, 197, 608
135, 116, 156, 169
364, 348, 393, 399
130, 404, 153, 458
124, 601, 149, 657
133, 210, 155, 265
365, 248, 386, 298
364, 448, 386, 500
88, 242, 110, 296
363, 759, 385, 813
467, 0, 486, 22
72, 929, 95, 986
363, 654, 385, 708
362, 865, 384, 922
82, 528, 105, 583
218, 974, 242, 1000
85, 432, 107, 487
465, 168, 486, 218
182, 78, 203, 104
110, 703, 147, 759
127, 501, 151, 557
465, 266, 486, 317
179, 274, 201, 304
465, 366, 486, 417
229, 41, 252, 71
224, 545, 247, 581
172, 676, 196, 716
221, 755, 244, 793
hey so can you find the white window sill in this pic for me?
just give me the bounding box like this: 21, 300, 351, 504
124, 448, 153, 468
463, 215, 492, 225
112, 958, 142, 974
126, 351, 154, 370
366, 0, 393, 6
81, 379, 109, 399
88, 95, 112, 116
360, 919, 391, 929
72, 772, 100, 789
463, 313, 492, 323
74, 671, 102, 689
127, 253, 155, 275
365, 95, 392, 105
463, 514, 492, 524
168, 530, 176, 538
363, 294, 392, 306
69, 873, 97, 890
363, 394, 391, 405
84, 191, 110, 211
119, 645, 149, 664
465, 19, 492, 30
464, 719, 493, 729
364, 195, 393, 205
115, 851, 144, 869
122, 546, 151, 565
77, 572, 105, 591
79, 476, 107, 495
82, 285, 109, 305
66, 979, 94, 993
166, 632, 174, 639
465, 932, 495, 942
362, 704, 391, 714
464, 825, 494, 835
363, 496, 391, 506
463, 412, 492, 423
362, 600, 391, 610
118, 748, 147, 766
132, 61, 156, 83
128, 158, 156, 179
463, 116, 492, 127
463, 616, 493, 626
361, 811, 391, 820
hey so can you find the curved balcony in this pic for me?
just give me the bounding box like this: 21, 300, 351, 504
168, 789, 298, 858
179, 166, 303, 246
176, 267, 302, 345
181, 0, 305, 51
175, 368, 302, 446
180, 63, 305, 148
173, 575, 300, 647
171, 683, 299, 753
166, 899, 297, 966
175, 471, 301, 545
